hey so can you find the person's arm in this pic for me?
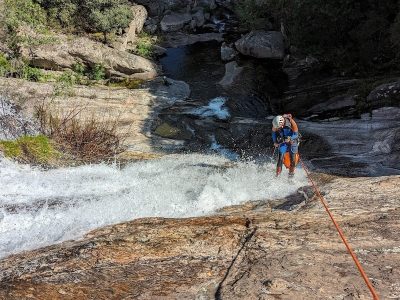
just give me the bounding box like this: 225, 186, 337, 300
289, 118, 299, 139
272, 127, 278, 143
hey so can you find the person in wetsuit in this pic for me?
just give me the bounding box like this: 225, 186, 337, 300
271, 114, 299, 177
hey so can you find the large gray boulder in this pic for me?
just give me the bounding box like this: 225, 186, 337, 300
120, 4, 148, 51
160, 12, 192, 32
21, 36, 158, 80
235, 30, 285, 59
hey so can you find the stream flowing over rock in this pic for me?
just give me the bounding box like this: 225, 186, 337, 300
0, 175, 399, 299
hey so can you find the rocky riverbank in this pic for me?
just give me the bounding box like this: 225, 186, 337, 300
0, 174, 399, 299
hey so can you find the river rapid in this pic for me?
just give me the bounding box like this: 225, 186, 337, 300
0, 154, 307, 259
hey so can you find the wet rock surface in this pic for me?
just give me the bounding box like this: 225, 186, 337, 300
0, 175, 399, 299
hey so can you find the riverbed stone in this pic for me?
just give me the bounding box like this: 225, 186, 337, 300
221, 42, 238, 61
367, 80, 400, 108
160, 12, 192, 32
192, 8, 206, 28
218, 61, 244, 88
235, 30, 285, 59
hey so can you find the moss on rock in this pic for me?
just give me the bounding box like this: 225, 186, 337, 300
0, 135, 58, 164
154, 122, 181, 138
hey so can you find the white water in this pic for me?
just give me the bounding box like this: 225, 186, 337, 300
0, 154, 307, 259
189, 97, 230, 120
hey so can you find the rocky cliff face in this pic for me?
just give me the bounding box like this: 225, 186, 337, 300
0, 175, 398, 299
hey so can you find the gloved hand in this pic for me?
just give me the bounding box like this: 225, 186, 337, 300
274, 143, 279, 148
283, 113, 292, 119
285, 136, 291, 143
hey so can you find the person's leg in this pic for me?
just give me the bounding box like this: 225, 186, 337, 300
276, 144, 287, 176
289, 142, 298, 176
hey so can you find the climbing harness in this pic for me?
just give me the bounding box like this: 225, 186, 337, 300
299, 156, 380, 300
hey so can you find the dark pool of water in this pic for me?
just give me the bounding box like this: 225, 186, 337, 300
159, 41, 225, 101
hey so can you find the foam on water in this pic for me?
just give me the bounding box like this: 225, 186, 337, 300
0, 154, 307, 258
189, 97, 230, 120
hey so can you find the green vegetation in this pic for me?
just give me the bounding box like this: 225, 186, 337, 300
53, 70, 77, 96
234, 0, 269, 30
35, 0, 133, 40
4, 0, 47, 32
235, 0, 400, 73
0, 54, 12, 77
20, 65, 44, 82
0, 53, 45, 81
0, 135, 58, 164
133, 33, 156, 58
89, 64, 106, 81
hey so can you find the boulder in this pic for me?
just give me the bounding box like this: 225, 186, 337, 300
0, 96, 38, 140
133, 0, 187, 16
218, 61, 243, 88
367, 80, 400, 108
221, 42, 238, 61
308, 95, 356, 115
160, 12, 192, 32
153, 45, 167, 56
144, 19, 158, 34
235, 30, 285, 59
20, 36, 158, 80
192, 8, 206, 28
120, 5, 148, 51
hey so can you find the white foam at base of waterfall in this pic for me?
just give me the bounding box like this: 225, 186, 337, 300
0, 153, 307, 259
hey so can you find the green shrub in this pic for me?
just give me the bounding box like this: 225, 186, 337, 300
4, 0, 47, 31
72, 62, 86, 75
36, 0, 133, 39
82, 0, 133, 41
0, 54, 12, 77
53, 70, 76, 96
20, 65, 44, 82
134, 33, 155, 58
35, 0, 78, 28
234, 0, 270, 30
89, 64, 106, 80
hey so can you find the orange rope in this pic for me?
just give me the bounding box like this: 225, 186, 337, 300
299, 157, 379, 300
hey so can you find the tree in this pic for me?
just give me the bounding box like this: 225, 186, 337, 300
82, 0, 133, 42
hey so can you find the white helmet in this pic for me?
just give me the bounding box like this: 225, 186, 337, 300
272, 115, 285, 128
